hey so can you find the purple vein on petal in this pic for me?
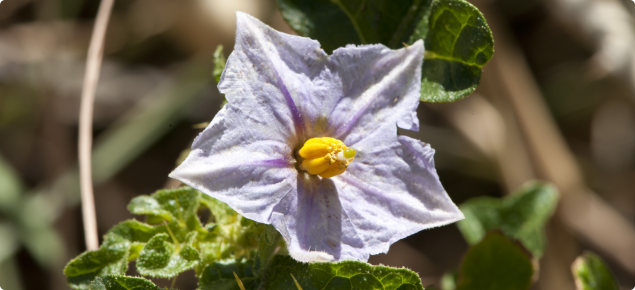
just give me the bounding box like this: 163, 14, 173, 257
204, 158, 292, 176
333, 95, 374, 143
259, 158, 292, 167
273, 68, 305, 138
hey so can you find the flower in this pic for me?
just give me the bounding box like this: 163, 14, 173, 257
170, 12, 464, 263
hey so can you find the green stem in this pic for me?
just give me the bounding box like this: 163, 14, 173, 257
171, 275, 178, 288
331, 0, 368, 44
163, 221, 181, 250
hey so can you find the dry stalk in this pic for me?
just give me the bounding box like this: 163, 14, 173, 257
78, 0, 115, 251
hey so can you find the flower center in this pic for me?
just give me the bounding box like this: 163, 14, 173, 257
297, 137, 356, 178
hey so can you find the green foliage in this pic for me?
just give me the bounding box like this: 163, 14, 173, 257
457, 181, 558, 257
571, 252, 619, 290
213, 45, 226, 84
0, 154, 65, 268
277, 0, 493, 103
255, 224, 282, 275
64, 236, 131, 290
199, 259, 258, 290
128, 187, 200, 224
88, 275, 167, 290
456, 232, 533, 290
65, 187, 260, 289
214, 45, 227, 104
136, 233, 200, 278
264, 255, 424, 290
277, 0, 425, 53
415, 0, 493, 102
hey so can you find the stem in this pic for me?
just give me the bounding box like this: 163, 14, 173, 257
331, 0, 368, 44
78, 0, 115, 251
171, 275, 178, 288
163, 221, 181, 250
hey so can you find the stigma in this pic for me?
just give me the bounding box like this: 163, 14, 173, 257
298, 137, 356, 178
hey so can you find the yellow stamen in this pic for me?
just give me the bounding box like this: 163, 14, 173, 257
298, 137, 356, 178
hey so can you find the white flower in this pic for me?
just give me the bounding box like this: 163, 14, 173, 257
171, 12, 463, 262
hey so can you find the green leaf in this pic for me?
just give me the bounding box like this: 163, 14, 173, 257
264, 255, 424, 290
136, 233, 200, 278
414, 0, 493, 102
199, 194, 238, 225
64, 236, 130, 290
106, 220, 162, 244
277, 0, 427, 53
88, 275, 164, 290
457, 181, 558, 257
214, 45, 226, 84
128, 187, 201, 224
65, 187, 263, 289
127, 196, 172, 222
456, 232, 533, 290
571, 252, 619, 290
254, 224, 282, 275
199, 259, 258, 290
277, 0, 493, 103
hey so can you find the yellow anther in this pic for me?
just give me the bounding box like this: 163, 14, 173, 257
301, 155, 331, 175
298, 137, 355, 178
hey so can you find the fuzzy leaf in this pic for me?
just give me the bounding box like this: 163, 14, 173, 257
64, 236, 130, 290
136, 233, 200, 278
128, 187, 201, 224
88, 275, 165, 290
106, 220, 162, 243
456, 232, 533, 290
264, 255, 424, 290
198, 259, 258, 290
571, 252, 619, 290
457, 181, 558, 257
105, 219, 194, 252
277, 0, 493, 103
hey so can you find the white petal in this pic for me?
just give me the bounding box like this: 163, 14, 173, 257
270, 174, 367, 262
334, 136, 464, 255
219, 12, 334, 143
327, 41, 424, 146
169, 106, 297, 223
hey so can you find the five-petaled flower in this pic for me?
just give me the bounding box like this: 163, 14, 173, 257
170, 12, 464, 263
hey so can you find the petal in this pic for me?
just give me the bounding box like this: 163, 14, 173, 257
271, 174, 367, 262
219, 12, 334, 143
326, 41, 424, 146
219, 13, 424, 144
334, 136, 464, 256
169, 106, 297, 223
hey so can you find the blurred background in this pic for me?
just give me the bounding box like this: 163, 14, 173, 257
0, 0, 634, 289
